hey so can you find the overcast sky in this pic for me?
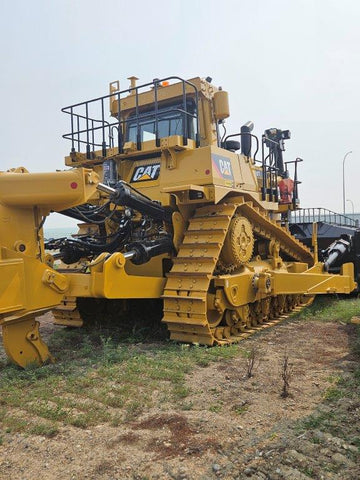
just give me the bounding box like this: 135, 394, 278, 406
1, 0, 359, 227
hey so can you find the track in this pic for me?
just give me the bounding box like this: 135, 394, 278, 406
52, 296, 83, 327
52, 199, 315, 343
162, 199, 314, 345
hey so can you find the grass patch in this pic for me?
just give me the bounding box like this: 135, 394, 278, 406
180, 401, 194, 411
323, 386, 344, 401
233, 404, 249, 415
301, 410, 336, 431
3, 296, 358, 440
0, 324, 239, 437
296, 297, 360, 452
209, 404, 223, 413
28, 422, 58, 437
2, 415, 29, 433
300, 466, 314, 477
294, 295, 360, 323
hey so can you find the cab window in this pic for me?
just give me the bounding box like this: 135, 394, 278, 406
126, 101, 196, 143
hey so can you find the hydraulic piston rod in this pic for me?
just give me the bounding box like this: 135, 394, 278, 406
97, 181, 169, 221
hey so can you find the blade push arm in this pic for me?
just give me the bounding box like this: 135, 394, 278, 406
0, 167, 100, 366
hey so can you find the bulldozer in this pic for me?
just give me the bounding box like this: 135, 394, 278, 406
0, 75, 356, 368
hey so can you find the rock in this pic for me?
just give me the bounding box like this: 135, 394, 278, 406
244, 467, 255, 476
253, 473, 267, 480
312, 430, 325, 442
341, 442, 358, 453
178, 467, 187, 479
280, 466, 310, 480
298, 440, 318, 456
332, 452, 355, 467
287, 449, 308, 465
212, 464, 221, 473
320, 447, 332, 457
325, 435, 343, 448
264, 450, 274, 458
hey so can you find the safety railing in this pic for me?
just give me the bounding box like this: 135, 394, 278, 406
290, 208, 358, 227
62, 76, 200, 159
284, 157, 302, 208
260, 135, 280, 202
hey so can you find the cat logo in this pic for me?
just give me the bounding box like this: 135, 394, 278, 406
219, 159, 232, 176
131, 163, 161, 183
212, 154, 234, 183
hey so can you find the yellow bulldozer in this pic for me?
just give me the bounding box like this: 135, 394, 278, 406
0, 76, 356, 367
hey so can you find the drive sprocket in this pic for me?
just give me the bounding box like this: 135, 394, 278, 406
217, 215, 254, 273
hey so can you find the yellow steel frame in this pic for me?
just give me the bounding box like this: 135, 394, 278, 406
0, 76, 357, 367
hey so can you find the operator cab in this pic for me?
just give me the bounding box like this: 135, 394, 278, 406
126, 100, 197, 144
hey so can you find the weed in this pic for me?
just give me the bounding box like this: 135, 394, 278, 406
325, 374, 342, 384
172, 385, 190, 399
28, 422, 58, 437
323, 387, 344, 401
352, 437, 360, 450
195, 358, 210, 367
352, 328, 360, 357
245, 347, 258, 378
124, 401, 143, 421
2, 415, 29, 433
101, 337, 130, 365
300, 466, 314, 477
322, 463, 341, 474
110, 414, 122, 427
105, 396, 125, 408
301, 410, 335, 431
209, 404, 222, 413
28, 401, 68, 422
280, 350, 292, 398
233, 404, 249, 415
69, 415, 90, 429
180, 401, 194, 411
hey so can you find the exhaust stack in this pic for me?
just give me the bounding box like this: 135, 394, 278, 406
241, 121, 254, 157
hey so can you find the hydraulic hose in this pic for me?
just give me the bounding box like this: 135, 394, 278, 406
97, 182, 170, 222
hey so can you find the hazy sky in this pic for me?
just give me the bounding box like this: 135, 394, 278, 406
1, 0, 359, 227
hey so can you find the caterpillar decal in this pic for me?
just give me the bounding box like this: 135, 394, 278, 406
212, 154, 234, 184
131, 163, 161, 182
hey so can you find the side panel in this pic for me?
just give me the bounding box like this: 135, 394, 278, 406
0, 258, 25, 314
119, 145, 260, 205
0, 249, 68, 324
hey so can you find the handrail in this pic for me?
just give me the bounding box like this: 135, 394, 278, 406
62, 76, 200, 159
290, 208, 358, 227
222, 132, 260, 162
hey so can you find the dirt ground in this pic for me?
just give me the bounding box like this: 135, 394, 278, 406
0, 316, 359, 480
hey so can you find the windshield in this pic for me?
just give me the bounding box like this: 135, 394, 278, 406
126, 101, 196, 143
